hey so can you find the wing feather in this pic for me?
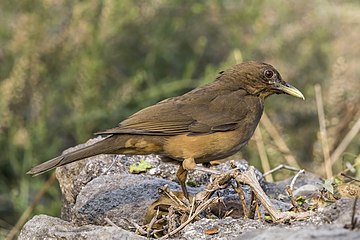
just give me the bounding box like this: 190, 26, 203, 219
96, 87, 256, 136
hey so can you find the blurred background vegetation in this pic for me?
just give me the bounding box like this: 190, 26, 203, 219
0, 0, 359, 237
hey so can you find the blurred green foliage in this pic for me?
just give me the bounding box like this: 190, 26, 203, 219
0, 0, 359, 236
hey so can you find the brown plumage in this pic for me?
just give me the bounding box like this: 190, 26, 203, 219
27, 61, 304, 197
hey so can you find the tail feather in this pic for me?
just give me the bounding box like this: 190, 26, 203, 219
27, 155, 66, 176
27, 136, 120, 175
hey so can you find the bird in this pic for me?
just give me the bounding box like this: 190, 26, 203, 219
27, 61, 304, 198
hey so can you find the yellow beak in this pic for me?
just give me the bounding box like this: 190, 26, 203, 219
277, 83, 305, 100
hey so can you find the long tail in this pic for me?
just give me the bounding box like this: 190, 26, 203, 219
27, 136, 124, 176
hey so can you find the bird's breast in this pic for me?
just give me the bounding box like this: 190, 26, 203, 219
163, 98, 264, 163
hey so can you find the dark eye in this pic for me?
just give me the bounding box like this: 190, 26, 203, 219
264, 69, 274, 78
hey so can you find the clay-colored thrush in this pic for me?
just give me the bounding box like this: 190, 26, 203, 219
27, 61, 304, 197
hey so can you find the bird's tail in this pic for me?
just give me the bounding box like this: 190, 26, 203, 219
27, 136, 123, 176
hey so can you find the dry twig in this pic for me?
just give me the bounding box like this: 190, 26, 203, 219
254, 127, 273, 182
6, 172, 57, 240
338, 154, 360, 176
159, 185, 189, 209
331, 118, 360, 166
147, 207, 161, 237
290, 169, 305, 191
233, 167, 281, 221
261, 113, 300, 168
315, 84, 332, 178
340, 173, 360, 183
195, 166, 222, 175
232, 183, 250, 219
344, 197, 359, 230
188, 196, 196, 220
350, 197, 358, 230
104, 217, 120, 228
286, 169, 305, 211
263, 164, 300, 177
124, 218, 147, 235
146, 165, 314, 238
159, 197, 219, 239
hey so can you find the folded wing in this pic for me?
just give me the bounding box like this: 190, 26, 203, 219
96, 88, 252, 136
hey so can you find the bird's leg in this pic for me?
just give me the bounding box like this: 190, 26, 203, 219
176, 157, 196, 199
182, 157, 196, 170
176, 165, 189, 199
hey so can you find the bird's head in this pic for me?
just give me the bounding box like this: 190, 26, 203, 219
220, 61, 305, 100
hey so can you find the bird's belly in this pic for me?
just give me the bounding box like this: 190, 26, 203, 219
163, 128, 251, 163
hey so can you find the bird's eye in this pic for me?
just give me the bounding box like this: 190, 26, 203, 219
264, 69, 274, 78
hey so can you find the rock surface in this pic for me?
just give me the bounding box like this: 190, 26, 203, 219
182, 217, 360, 240
20, 138, 360, 239
19, 215, 144, 240
183, 198, 360, 239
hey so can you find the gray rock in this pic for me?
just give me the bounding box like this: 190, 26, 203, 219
182, 217, 360, 240
239, 225, 360, 240
264, 171, 324, 200
18, 215, 144, 240
20, 138, 360, 239
55, 137, 184, 221
72, 173, 193, 226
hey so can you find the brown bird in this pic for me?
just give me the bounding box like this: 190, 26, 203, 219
27, 61, 304, 198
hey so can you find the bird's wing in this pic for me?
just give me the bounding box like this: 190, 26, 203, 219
96, 88, 255, 136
